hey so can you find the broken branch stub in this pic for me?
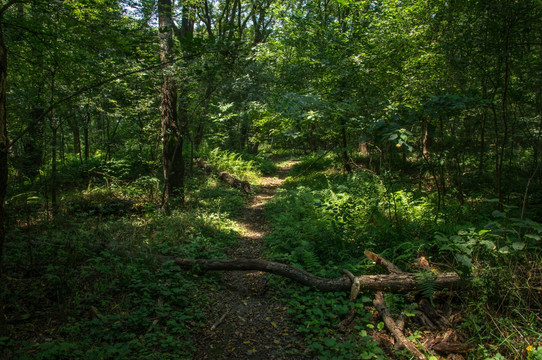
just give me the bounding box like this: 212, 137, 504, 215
364, 250, 403, 274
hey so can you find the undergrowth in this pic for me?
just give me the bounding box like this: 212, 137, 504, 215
3, 151, 542, 359
274, 282, 385, 360
199, 147, 276, 184
264, 153, 542, 359
1, 152, 253, 359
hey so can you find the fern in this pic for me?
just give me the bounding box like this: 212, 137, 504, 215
301, 248, 320, 273
202, 148, 262, 182
415, 271, 438, 305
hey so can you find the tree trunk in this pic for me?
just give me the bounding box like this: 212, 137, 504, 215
177, 4, 193, 174
359, 141, 368, 156
48, 70, 58, 215
478, 100, 486, 175
19, 108, 44, 180
60, 121, 65, 162
84, 103, 90, 161
193, 66, 214, 151
70, 115, 81, 157
158, 0, 184, 208
0, 14, 8, 272
340, 118, 351, 173
495, 19, 512, 211
0, 23, 6, 340
422, 122, 433, 158
50, 122, 58, 215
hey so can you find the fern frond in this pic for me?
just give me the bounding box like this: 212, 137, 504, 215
302, 249, 320, 273
415, 271, 438, 305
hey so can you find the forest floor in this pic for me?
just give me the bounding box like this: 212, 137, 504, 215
194, 160, 310, 359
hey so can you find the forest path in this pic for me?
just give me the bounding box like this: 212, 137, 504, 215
195, 160, 308, 359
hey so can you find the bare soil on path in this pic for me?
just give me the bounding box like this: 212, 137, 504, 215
195, 161, 310, 359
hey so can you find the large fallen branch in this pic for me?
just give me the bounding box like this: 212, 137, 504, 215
374, 291, 427, 360
173, 258, 464, 293
364, 251, 427, 359
195, 158, 252, 193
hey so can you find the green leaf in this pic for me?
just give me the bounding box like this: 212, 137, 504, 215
525, 234, 541, 241
434, 234, 448, 242
455, 254, 472, 268
480, 240, 495, 250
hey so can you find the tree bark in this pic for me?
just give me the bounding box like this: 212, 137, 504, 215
159, 0, 184, 208
364, 250, 403, 274
20, 108, 44, 179
50, 121, 58, 214
173, 258, 464, 293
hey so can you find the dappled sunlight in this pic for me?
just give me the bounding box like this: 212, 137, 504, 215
3, 0, 542, 357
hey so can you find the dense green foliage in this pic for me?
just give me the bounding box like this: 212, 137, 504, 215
2, 164, 244, 358
265, 153, 542, 359
1, 0, 542, 358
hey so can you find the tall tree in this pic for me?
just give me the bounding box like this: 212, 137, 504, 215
158, 0, 183, 208
0, 1, 10, 272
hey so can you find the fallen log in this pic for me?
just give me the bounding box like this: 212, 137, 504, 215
196, 158, 216, 174
173, 258, 464, 293
195, 158, 252, 193
218, 171, 252, 193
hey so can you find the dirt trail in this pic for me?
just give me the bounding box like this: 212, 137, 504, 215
195, 161, 308, 359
